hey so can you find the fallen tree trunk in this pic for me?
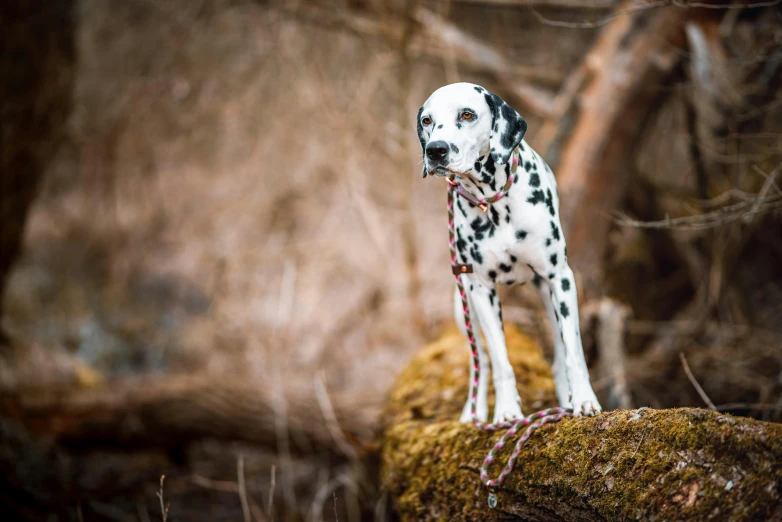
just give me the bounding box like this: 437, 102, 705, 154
0, 375, 382, 458
381, 327, 782, 521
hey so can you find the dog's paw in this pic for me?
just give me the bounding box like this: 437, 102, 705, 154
460, 399, 488, 423
493, 407, 525, 424
571, 397, 602, 417
492, 397, 524, 424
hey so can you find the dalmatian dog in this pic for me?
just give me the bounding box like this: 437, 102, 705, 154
417, 82, 602, 422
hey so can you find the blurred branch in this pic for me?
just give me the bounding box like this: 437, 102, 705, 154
281, 4, 556, 116
454, 0, 618, 8
527, 0, 780, 29
411, 8, 555, 116
614, 188, 782, 230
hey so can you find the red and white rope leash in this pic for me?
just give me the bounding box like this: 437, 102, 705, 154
445, 154, 573, 507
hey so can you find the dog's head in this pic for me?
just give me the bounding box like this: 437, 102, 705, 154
417, 83, 527, 178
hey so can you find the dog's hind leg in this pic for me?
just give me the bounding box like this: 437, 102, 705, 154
469, 282, 524, 423
536, 278, 571, 408
547, 266, 602, 416
455, 285, 489, 422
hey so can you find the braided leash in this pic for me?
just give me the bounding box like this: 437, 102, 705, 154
445, 153, 573, 506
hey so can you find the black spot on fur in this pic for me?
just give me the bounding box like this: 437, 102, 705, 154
529, 173, 540, 187
468, 235, 474, 243
549, 273, 555, 279
484, 154, 496, 175
470, 244, 483, 264
504, 204, 511, 224
516, 230, 527, 240
550, 254, 558, 266
457, 199, 467, 218
488, 293, 494, 306
456, 122, 462, 129
499, 263, 512, 273
550, 222, 560, 241
456, 236, 467, 255
438, 124, 443, 129
470, 216, 493, 240
477, 156, 485, 162
450, 143, 459, 154
474, 86, 484, 93
488, 270, 497, 281
506, 279, 515, 285
474, 161, 481, 172
519, 143, 525, 152
510, 255, 517, 262
545, 238, 551, 247
490, 206, 500, 227
527, 190, 545, 205
560, 302, 570, 318
545, 189, 555, 216
525, 161, 532, 171
532, 272, 543, 288
561, 278, 570, 291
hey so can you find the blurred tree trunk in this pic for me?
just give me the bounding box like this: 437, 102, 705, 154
546, 2, 687, 291
0, 0, 75, 345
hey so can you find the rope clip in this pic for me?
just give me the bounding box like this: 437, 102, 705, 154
487, 492, 497, 509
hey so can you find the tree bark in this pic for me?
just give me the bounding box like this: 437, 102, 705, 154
0, 0, 76, 346
381, 326, 782, 521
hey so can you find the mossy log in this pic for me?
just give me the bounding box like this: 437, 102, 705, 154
381, 327, 782, 521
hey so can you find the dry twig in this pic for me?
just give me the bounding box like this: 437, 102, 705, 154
679, 352, 717, 411
157, 476, 169, 522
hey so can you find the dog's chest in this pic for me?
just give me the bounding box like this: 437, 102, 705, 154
454, 198, 542, 286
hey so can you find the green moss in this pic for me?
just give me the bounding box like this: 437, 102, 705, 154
381, 327, 782, 521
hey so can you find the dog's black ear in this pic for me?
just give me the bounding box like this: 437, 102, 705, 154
416, 105, 427, 178
484, 92, 527, 165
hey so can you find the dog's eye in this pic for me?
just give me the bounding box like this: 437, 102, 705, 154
461, 112, 474, 120
422, 117, 432, 125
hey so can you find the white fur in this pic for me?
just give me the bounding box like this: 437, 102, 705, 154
419, 83, 602, 421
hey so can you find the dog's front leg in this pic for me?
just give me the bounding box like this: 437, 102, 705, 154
549, 265, 602, 416
470, 282, 524, 423
454, 285, 489, 422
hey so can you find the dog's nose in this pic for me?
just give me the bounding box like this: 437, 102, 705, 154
426, 141, 449, 162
